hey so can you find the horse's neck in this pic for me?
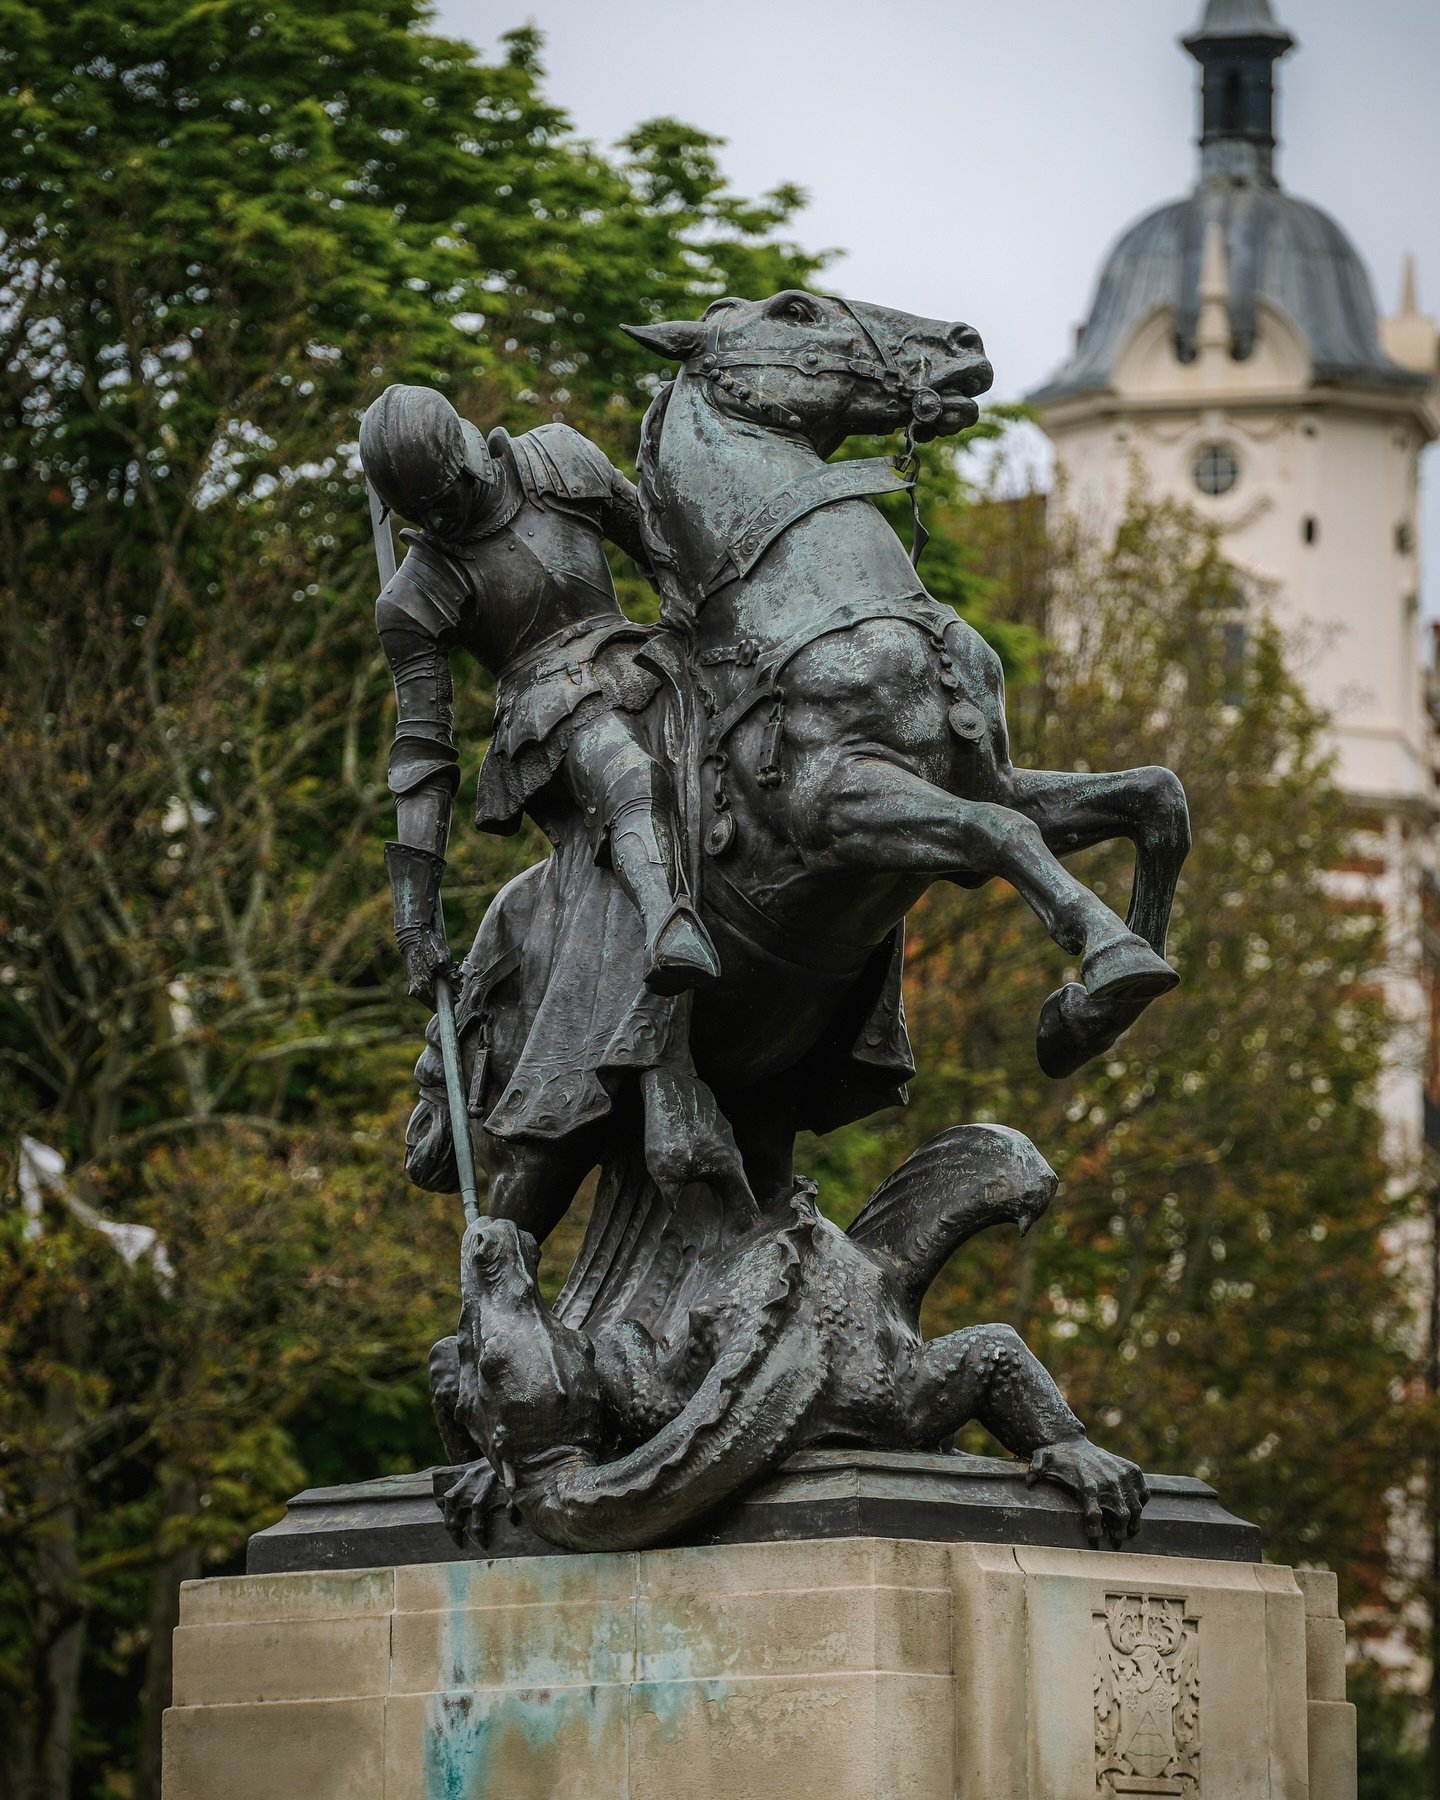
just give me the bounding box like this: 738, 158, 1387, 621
660, 380, 826, 642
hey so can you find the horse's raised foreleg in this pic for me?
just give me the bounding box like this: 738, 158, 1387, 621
1000, 765, 1190, 955
802, 756, 1176, 1004
997, 767, 1190, 1078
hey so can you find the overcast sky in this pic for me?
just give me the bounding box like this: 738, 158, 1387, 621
433, 0, 1440, 609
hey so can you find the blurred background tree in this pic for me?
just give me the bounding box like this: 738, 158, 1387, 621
0, 0, 1428, 1794
0, 4, 816, 1793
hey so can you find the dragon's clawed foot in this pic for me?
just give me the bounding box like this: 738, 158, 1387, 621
1027, 1435, 1149, 1548
436, 1458, 509, 1550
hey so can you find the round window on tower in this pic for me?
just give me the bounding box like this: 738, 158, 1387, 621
1193, 443, 1241, 498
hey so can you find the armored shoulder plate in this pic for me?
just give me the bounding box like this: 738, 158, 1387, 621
499, 423, 617, 509
378, 534, 474, 639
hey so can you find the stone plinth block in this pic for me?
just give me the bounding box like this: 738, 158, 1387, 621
247, 1451, 1260, 1574
162, 1537, 1356, 1800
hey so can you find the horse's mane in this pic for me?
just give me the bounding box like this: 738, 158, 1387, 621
634, 380, 697, 635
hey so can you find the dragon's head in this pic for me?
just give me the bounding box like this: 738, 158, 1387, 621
456, 1218, 604, 1492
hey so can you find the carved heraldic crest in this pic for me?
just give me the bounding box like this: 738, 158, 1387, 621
1094, 1592, 1200, 1797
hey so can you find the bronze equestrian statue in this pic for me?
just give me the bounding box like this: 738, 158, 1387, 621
362, 288, 1190, 1554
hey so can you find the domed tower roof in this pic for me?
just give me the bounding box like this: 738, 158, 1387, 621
1184, 0, 1291, 47
1029, 1, 1424, 406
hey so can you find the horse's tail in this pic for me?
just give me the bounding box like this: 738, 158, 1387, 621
635, 381, 698, 636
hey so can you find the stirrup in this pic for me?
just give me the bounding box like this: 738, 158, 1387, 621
644, 902, 721, 996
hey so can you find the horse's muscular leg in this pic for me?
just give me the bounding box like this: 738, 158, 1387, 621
995, 766, 1190, 1078
1001, 765, 1190, 955
480, 1126, 604, 1248
805, 756, 1173, 992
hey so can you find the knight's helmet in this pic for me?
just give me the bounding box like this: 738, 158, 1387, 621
359, 384, 494, 522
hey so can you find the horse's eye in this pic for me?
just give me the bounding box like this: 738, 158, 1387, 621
787, 303, 808, 321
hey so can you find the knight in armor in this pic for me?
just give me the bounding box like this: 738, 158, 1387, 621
360, 384, 719, 1007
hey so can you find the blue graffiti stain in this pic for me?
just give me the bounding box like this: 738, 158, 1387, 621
423, 1690, 605, 1800
424, 1692, 487, 1800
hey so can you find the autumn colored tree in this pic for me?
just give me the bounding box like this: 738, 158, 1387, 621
804, 482, 1419, 1602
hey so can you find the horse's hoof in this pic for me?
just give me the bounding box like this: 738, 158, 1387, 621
1036, 984, 1150, 1080
1079, 933, 1178, 1003
1036, 984, 1092, 1079
645, 904, 721, 996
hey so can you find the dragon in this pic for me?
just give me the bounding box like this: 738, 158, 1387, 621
430, 1123, 1148, 1554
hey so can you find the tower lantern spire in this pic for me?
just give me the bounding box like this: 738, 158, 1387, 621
1183, 0, 1296, 187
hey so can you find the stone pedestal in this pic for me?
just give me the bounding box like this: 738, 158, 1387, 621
162, 1536, 1356, 1800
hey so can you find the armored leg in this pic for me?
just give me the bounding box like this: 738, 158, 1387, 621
569, 728, 720, 994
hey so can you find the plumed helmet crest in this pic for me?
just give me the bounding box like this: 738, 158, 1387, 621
359, 384, 493, 520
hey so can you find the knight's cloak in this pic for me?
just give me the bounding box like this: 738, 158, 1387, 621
403, 634, 913, 1187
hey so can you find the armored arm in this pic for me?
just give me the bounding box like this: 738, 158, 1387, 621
599, 468, 654, 576
513, 422, 652, 577
377, 558, 465, 1003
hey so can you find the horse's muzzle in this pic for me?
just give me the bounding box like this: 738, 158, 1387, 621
935, 352, 994, 401
904, 355, 990, 438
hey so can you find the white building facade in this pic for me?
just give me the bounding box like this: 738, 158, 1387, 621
1030, 0, 1440, 1160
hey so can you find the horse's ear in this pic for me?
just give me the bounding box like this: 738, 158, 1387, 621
621, 319, 706, 362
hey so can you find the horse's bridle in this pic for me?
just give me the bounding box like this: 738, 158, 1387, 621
683, 296, 936, 566
683, 296, 946, 431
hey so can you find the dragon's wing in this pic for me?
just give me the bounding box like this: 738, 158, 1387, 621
846, 1124, 1057, 1318
555, 1128, 732, 1348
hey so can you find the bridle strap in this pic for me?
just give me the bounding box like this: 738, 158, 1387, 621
695, 348, 897, 385
683, 298, 935, 569
685, 297, 912, 397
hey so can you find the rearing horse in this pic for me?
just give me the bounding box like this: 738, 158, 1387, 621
623, 290, 1190, 1195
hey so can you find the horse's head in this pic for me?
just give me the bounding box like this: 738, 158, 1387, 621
624, 290, 993, 452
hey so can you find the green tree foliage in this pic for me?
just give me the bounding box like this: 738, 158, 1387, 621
0, 5, 817, 1793
1351, 1659, 1431, 1799
803, 480, 1422, 1667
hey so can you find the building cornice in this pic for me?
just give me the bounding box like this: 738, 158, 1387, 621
1036, 383, 1439, 443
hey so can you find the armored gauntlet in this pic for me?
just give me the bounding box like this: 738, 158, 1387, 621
385, 841, 454, 1004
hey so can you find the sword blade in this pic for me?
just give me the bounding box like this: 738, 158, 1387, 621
368, 478, 398, 586
434, 976, 481, 1228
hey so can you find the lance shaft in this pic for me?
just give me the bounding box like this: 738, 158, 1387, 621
368, 480, 481, 1228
